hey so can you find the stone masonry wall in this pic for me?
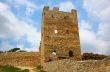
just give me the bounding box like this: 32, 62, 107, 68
41, 6, 81, 64
43, 57, 110, 72
0, 52, 41, 67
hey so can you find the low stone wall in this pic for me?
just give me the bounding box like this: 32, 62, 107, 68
44, 57, 110, 72
1, 52, 110, 72
0, 52, 41, 67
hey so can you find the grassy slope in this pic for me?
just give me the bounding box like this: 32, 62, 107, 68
0, 65, 29, 72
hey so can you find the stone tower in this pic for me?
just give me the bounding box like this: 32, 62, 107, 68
41, 6, 81, 64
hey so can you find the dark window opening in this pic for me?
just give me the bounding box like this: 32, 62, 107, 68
52, 48, 56, 52
66, 30, 69, 34
47, 59, 52, 62
64, 16, 69, 19
69, 50, 73, 57
48, 59, 52, 62
46, 36, 49, 39
52, 14, 53, 18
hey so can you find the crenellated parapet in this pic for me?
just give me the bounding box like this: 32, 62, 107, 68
41, 6, 81, 65
43, 6, 77, 19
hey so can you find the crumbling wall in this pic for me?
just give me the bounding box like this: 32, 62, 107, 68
0, 52, 41, 67
41, 6, 81, 64
43, 58, 110, 72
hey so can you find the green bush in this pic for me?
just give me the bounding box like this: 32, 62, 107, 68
82, 53, 107, 60
36, 65, 46, 72
0, 65, 20, 72
36, 65, 43, 70
0, 65, 29, 72
7, 48, 20, 52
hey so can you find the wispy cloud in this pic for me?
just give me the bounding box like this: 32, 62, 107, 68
0, 2, 41, 51
59, 1, 75, 12
81, 0, 110, 54
0, 0, 109, 55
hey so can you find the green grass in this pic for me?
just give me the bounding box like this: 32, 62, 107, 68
0, 65, 29, 72
36, 65, 46, 72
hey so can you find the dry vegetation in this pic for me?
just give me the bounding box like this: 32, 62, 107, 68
82, 53, 107, 60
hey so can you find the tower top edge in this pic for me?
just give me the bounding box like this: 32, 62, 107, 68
43, 6, 77, 13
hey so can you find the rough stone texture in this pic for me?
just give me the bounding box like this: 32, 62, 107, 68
43, 58, 110, 72
1, 6, 110, 72
41, 6, 81, 64
0, 52, 40, 67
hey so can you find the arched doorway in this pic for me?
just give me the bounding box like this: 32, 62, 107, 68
69, 50, 73, 57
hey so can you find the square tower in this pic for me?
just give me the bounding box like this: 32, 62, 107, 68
41, 6, 81, 64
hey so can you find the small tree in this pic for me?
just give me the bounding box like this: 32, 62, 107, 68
0, 51, 3, 53
7, 48, 20, 52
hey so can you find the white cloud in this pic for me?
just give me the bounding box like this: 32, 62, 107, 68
83, 0, 110, 16
79, 20, 92, 30
79, 20, 109, 54
59, 1, 75, 12
24, 47, 39, 52
0, 2, 41, 51
79, 20, 97, 53
83, 0, 110, 23
0, 41, 14, 51
6, 0, 40, 17
96, 39, 110, 54
98, 6, 110, 23
82, 0, 110, 54
0, 2, 9, 10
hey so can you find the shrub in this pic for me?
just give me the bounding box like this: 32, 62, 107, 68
36, 65, 46, 72
82, 53, 107, 60
36, 65, 43, 70
0, 65, 29, 72
0, 65, 20, 72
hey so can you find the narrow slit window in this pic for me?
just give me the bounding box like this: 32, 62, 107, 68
66, 30, 69, 34
69, 50, 73, 57
52, 14, 53, 18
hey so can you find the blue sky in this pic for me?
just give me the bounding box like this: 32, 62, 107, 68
0, 0, 110, 55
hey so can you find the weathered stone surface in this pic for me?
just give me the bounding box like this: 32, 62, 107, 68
43, 58, 110, 72
1, 6, 110, 72
41, 6, 81, 64
0, 52, 40, 67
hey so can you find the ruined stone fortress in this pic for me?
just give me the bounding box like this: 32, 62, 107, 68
0, 6, 110, 72
40, 6, 81, 64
